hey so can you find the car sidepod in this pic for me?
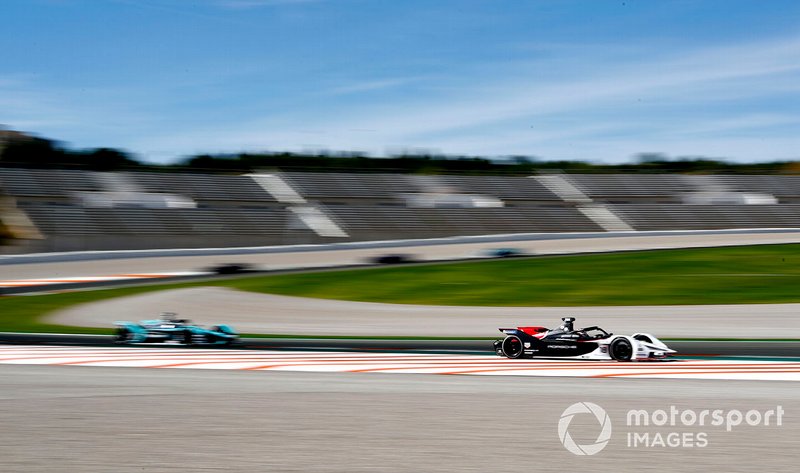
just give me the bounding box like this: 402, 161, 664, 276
494, 329, 604, 359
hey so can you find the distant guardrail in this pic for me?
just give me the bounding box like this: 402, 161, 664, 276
3, 228, 800, 265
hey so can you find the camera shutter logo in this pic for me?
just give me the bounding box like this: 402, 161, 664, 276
558, 402, 612, 455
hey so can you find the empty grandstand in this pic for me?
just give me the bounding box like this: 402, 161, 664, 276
0, 168, 799, 252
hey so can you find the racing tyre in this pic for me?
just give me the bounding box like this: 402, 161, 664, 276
114, 327, 131, 344
501, 335, 524, 359
610, 337, 633, 361
183, 329, 194, 346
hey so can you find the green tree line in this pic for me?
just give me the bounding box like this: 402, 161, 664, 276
1, 132, 798, 175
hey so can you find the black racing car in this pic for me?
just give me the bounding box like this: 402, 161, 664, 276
493, 317, 675, 361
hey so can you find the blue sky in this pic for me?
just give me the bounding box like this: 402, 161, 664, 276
2, 0, 800, 163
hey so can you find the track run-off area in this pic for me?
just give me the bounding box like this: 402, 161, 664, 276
2, 345, 800, 381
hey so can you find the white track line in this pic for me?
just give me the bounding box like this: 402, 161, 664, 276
1, 346, 799, 381
0, 272, 207, 288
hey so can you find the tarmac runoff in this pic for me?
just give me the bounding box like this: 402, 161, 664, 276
2, 364, 797, 472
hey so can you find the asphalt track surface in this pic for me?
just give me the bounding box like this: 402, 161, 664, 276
2, 363, 797, 472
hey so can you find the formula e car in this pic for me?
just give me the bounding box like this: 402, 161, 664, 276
114, 313, 238, 346
493, 317, 675, 361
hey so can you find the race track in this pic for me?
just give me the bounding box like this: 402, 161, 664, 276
5, 232, 799, 471
7, 231, 794, 339
48, 286, 800, 338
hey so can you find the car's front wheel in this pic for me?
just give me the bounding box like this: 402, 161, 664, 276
501, 335, 524, 359
610, 337, 633, 361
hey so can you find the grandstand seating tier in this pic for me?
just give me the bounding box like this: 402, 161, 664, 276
3, 168, 800, 252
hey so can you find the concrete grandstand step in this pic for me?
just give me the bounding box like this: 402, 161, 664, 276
289, 205, 348, 238
248, 173, 307, 204
578, 204, 634, 232
533, 174, 592, 203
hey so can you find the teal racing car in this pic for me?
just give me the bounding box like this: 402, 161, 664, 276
114, 312, 238, 346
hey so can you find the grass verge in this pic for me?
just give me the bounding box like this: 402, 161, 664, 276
218, 243, 800, 306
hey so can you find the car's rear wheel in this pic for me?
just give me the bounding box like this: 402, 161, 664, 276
501, 335, 524, 359
610, 337, 633, 361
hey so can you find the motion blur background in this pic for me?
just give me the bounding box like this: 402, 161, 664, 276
2, 1, 800, 472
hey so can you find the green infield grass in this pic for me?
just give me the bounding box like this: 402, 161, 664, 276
220, 244, 800, 306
